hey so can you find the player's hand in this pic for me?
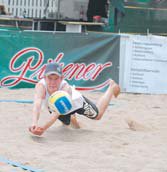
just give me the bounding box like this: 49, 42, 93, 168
29, 126, 45, 136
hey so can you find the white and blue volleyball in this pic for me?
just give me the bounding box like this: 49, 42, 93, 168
48, 91, 72, 115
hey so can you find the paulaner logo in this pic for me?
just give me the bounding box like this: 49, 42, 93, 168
0, 47, 113, 90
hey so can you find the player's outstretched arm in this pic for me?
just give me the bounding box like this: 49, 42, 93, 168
29, 83, 45, 135
42, 113, 60, 131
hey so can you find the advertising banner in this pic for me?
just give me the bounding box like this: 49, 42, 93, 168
0, 31, 120, 91
121, 34, 167, 94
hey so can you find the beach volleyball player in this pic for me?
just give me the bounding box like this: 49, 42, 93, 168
29, 62, 120, 136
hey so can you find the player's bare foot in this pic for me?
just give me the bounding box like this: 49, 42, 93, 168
109, 80, 120, 98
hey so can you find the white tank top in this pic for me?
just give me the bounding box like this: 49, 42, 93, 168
39, 78, 84, 114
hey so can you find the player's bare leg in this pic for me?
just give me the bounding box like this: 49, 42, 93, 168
95, 80, 120, 120
70, 114, 81, 129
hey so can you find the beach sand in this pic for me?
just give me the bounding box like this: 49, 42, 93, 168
0, 88, 167, 172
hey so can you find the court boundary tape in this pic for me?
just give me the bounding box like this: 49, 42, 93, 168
0, 99, 116, 106
0, 156, 44, 172
0, 100, 33, 104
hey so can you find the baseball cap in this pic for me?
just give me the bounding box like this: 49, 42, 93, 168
44, 62, 62, 76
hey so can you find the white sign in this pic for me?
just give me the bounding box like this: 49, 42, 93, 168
120, 34, 167, 94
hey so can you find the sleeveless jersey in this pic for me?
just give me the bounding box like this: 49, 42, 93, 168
39, 78, 84, 114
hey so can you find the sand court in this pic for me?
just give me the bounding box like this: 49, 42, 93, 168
0, 88, 167, 172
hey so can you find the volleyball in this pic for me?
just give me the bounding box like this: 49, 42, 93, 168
48, 91, 72, 115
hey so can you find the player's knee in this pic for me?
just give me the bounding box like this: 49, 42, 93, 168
94, 113, 102, 120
